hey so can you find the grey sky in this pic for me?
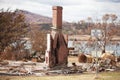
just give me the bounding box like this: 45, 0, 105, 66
0, 0, 120, 22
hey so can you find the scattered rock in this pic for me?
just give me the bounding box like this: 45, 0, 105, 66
105, 69, 115, 72
0, 61, 9, 66
32, 58, 38, 62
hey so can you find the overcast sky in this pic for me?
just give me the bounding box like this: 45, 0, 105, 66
0, 0, 120, 22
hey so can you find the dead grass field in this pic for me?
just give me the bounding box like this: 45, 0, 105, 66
0, 72, 120, 80
68, 56, 78, 63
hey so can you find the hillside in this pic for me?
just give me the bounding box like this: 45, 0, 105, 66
17, 10, 72, 30
18, 10, 52, 24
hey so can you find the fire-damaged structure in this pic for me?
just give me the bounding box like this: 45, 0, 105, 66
45, 6, 68, 68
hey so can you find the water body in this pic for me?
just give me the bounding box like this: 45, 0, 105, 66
68, 41, 120, 56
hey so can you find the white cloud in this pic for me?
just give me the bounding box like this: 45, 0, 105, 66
0, 0, 120, 22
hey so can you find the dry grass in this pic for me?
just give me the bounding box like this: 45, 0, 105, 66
0, 72, 120, 80
68, 56, 78, 63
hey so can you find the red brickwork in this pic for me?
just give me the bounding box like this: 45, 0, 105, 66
52, 6, 62, 29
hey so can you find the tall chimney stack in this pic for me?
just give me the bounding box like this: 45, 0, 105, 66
52, 6, 63, 29
45, 6, 68, 68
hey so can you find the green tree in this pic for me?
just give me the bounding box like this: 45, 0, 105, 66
0, 9, 29, 52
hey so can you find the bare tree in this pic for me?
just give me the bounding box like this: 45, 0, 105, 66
29, 28, 47, 60
98, 14, 118, 53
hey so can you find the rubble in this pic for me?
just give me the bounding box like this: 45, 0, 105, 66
0, 59, 120, 76
0, 61, 83, 76
0, 60, 37, 76
0, 61, 9, 66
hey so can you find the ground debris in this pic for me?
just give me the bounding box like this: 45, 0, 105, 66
0, 60, 120, 76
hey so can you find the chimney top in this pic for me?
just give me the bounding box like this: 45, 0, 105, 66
52, 6, 63, 30
52, 6, 63, 10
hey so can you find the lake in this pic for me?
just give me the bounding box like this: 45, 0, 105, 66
68, 41, 120, 56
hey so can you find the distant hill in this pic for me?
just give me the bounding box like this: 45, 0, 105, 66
17, 10, 52, 24
16, 10, 73, 31
17, 10, 73, 30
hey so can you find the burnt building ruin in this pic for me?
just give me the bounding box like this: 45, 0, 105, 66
45, 6, 68, 68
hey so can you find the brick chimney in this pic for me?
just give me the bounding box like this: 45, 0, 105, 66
45, 6, 68, 68
52, 6, 63, 30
